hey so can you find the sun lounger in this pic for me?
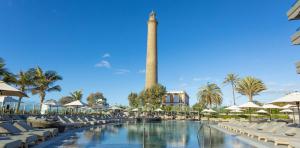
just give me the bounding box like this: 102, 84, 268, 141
252, 123, 287, 140
0, 122, 38, 148
77, 116, 94, 125
0, 137, 22, 148
84, 117, 96, 125
241, 122, 270, 136
246, 122, 285, 138
58, 116, 80, 128
236, 123, 259, 134
272, 127, 300, 146
64, 116, 84, 127
13, 121, 54, 140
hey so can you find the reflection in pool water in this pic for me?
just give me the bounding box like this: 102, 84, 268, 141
55, 121, 255, 148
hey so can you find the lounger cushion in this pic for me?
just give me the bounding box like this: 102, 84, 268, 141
9, 134, 37, 143
13, 121, 51, 139
0, 123, 22, 134
0, 126, 10, 134
0, 138, 22, 148
13, 121, 34, 131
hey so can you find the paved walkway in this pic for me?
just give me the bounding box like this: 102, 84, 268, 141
210, 124, 287, 148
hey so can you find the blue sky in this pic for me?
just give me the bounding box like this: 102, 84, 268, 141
1, 0, 300, 106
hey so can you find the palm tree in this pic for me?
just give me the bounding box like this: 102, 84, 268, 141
69, 90, 83, 101
235, 76, 266, 102
31, 67, 62, 111
197, 83, 223, 108
3, 70, 34, 113
223, 73, 239, 105
0, 58, 11, 80
128, 92, 138, 108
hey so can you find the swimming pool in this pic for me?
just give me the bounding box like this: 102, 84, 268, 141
53, 121, 255, 148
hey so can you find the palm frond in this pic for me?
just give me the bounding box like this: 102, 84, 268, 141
47, 85, 62, 92
197, 83, 223, 108
236, 76, 266, 102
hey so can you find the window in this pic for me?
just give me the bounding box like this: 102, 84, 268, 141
166, 95, 170, 103
173, 95, 179, 103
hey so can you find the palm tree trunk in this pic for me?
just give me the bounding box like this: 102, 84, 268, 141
231, 83, 236, 105
249, 95, 253, 102
39, 93, 45, 112
15, 97, 23, 113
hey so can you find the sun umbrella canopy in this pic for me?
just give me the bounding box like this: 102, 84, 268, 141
202, 109, 216, 113
0, 96, 18, 103
64, 100, 87, 107
280, 109, 293, 113
0, 81, 27, 97
257, 109, 268, 114
262, 104, 280, 109
43, 99, 59, 107
225, 105, 240, 110
230, 109, 243, 113
239, 102, 261, 108
154, 108, 164, 112
281, 104, 296, 109
272, 92, 300, 103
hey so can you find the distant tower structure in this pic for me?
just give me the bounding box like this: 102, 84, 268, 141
145, 11, 158, 89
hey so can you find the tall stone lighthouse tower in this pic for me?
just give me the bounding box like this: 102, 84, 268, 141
145, 11, 158, 89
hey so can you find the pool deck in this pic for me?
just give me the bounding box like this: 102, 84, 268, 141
210, 124, 287, 148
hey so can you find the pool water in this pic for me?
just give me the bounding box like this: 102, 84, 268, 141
55, 121, 255, 148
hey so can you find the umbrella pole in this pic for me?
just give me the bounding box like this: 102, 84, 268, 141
269, 108, 271, 121
291, 108, 296, 124
296, 102, 300, 125
249, 108, 252, 122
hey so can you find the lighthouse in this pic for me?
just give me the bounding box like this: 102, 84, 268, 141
145, 11, 158, 89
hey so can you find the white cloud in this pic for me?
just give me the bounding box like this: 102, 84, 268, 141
95, 60, 111, 68
102, 53, 110, 58
138, 69, 146, 74
114, 69, 130, 75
